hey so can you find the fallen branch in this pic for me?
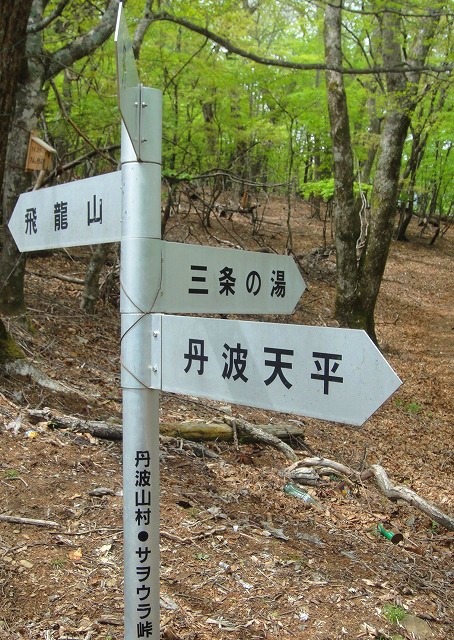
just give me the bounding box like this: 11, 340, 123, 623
26, 269, 85, 285
287, 457, 454, 531
26, 409, 305, 448
27, 408, 123, 440
0, 514, 59, 528
161, 525, 227, 544
287, 456, 354, 477
360, 464, 454, 532
224, 416, 298, 461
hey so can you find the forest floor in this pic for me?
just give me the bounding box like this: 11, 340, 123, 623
0, 196, 452, 640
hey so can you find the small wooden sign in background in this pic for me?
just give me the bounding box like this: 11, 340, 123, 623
25, 133, 57, 171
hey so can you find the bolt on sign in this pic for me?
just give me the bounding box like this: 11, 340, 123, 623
25, 133, 57, 172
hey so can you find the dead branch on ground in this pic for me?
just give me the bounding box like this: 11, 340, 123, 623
287, 457, 454, 531
25, 409, 305, 453
224, 416, 298, 461
0, 514, 59, 528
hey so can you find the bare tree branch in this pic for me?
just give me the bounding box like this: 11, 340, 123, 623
148, 11, 452, 76
27, 0, 71, 34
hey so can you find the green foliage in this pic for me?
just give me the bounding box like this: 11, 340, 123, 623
42, 0, 119, 177
38, 0, 454, 215
300, 179, 335, 201
406, 401, 422, 415
3, 469, 20, 479
51, 557, 66, 569
382, 603, 407, 625
300, 179, 372, 202
395, 399, 422, 415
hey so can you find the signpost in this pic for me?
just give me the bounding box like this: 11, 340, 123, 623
115, 2, 161, 163
154, 314, 401, 426
114, 1, 140, 158
7, 4, 402, 639
123, 239, 306, 314
8, 171, 121, 252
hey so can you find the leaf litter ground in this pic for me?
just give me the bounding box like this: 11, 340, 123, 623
0, 198, 452, 640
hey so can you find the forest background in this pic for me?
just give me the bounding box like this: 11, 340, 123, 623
0, 0, 453, 348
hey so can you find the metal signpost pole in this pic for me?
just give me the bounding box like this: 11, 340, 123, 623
120, 88, 162, 639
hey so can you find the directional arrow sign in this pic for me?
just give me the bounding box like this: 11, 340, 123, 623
115, 3, 161, 163
149, 240, 306, 314
114, 2, 141, 158
8, 171, 121, 252
152, 314, 401, 426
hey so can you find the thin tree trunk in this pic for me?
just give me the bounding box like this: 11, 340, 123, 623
324, 3, 441, 343
80, 243, 114, 313
324, 0, 361, 328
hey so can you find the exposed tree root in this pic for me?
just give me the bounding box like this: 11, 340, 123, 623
4, 360, 75, 393
287, 457, 454, 531
361, 464, 454, 531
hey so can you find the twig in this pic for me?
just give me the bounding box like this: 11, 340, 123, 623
161, 526, 226, 544
361, 464, 454, 531
26, 269, 85, 285
0, 514, 59, 528
224, 416, 298, 461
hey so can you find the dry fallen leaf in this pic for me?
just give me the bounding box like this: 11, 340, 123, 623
68, 547, 83, 562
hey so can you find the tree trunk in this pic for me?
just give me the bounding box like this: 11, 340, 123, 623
0, 1, 49, 315
323, 0, 361, 328
0, 0, 33, 190
324, 3, 441, 343
0, 110, 40, 314
80, 243, 114, 313
395, 131, 427, 241
0, 0, 34, 353
356, 10, 440, 341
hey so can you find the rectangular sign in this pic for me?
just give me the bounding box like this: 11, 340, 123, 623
8, 171, 121, 252
155, 314, 402, 426
155, 241, 306, 314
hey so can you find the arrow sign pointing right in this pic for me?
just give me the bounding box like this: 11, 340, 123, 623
152, 314, 402, 426
154, 241, 306, 314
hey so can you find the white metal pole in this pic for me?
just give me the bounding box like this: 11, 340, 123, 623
120, 86, 162, 640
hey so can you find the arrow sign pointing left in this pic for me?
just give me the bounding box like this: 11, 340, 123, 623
8, 171, 122, 252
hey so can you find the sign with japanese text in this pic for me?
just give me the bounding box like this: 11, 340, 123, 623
129, 448, 155, 635
25, 134, 57, 172
153, 241, 306, 314
155, 314, 402, 426
8, 171, 121, 252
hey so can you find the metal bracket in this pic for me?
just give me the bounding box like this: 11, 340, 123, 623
150, 314, 162, 390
